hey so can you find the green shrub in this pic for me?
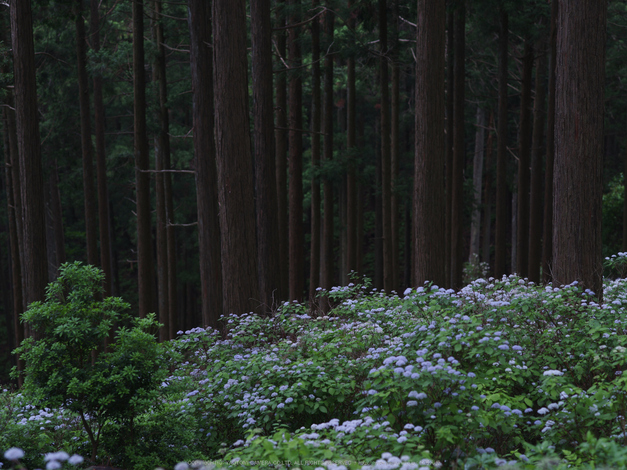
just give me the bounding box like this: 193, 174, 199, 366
12, 262, 167, 464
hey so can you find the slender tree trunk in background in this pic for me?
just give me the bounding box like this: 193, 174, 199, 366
10, 0, 48, 317
445, 4, 454, 288
482, 111, 495, 265
275, 0, 289, 302
553, 0, 606, 299
379, 0, 392, 292
75, 0, 98, 268
309, 0, 321, 299
470, 107, 485, 261
345, 0, 357, 280
91, 0, 113, 298
516, 42, 533, 278
2, 104, 24, 384
152, 0, 171, 340
251, 0, 281, 312
450, 1, 465, 289
511, 191, 517, 272
390, 0, 400, 290
133, 0, 155, 318
321, 3, 334, 292
495, 9, 509, 278
49, 161, 66, 269
543, 0, 557, 283
356, 116, 365, 275
189, 0, 223, 326
288, 0, 304, 301
528, 35, 547, 283
414, 0, 446, 287
213, 0, 260, 314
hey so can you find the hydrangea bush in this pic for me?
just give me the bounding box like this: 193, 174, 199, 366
3, 261, 627, 469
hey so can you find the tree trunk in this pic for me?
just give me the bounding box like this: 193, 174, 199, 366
444, 3, 454, 288
10, 0, 48, 315
2, 102, 24, 384
251, 0, 281, 312
542, 0, 557, 283
494, 9, 509, 277
213, 0, 260, 314
275, 0, 289, 302
309, 0, 322, 299
152, 0, 171, 340
321, 2, 334, 292
450, 1, 465, 288
553, 0, 606, 299
48, 160, 66, 270
133, 0, 155, 318
379, 0, 392, 292
390, 0, 400, 291
75, 0, 98, 267
470, 107, 485, 260
345, 0, 357, 280
482, 111, 495, 266
414, 0, 446, 287
516, 41, 533, 278
528, 33, 547, 283
189, 0, 223, 326
91, 0, 114, 298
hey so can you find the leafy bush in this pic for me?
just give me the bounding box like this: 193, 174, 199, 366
11, 262, 167, 465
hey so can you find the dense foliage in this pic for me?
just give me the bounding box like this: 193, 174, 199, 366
3, 263, 627, 469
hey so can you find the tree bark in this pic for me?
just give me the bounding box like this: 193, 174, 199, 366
444, 3, 454, 288
470, 107, 485, 261
213, 0, 260, 314
189, 0, 223, 326
494, 9, 509, 278
10, 0, 48, 314
516, 41, 533, 278
414, 0, 446, 287
542, 0, 557, 283
450, 1, 465, 288
390, 0, 400, 290
152, 0, 171, 339
379, 0, 392, 292
482, 111, 495, 265
321, 2, 334, 293
133, 0, 155, 318
251, 0, 281, 312
553, 0, 606, 299
345, 0, 357, 280
528, 33, 547, 283
309, 0, 322, 299
275, 0, 289, 302
75, 0, 98, 268
91, 0, 114, 298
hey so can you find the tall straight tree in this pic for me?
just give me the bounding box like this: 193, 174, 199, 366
414, 0, 445, 287
345, 0, 357, 278
516, 42, 533, 278
212, 0, 260, 313
75, 0, 98, 267
251, 0, 281, 312
494, 8, 509, 277
10, 0, 48, 313
91, 0, 113, 297
553, 0, 606, 299
450, 0, 465, 288
389, 0, 400, 290
132, 0, 155, 318
444, 3, 454, 287
287, 0, 304, 300
309, 0, 322, 299
542, 0, 557, 283
379, 0, 393, 292
528, 32, 547, 283
189, 0, 223, 326
152, 0, 172, 339
275, 0, 289, 301
321, 1, 334, 292
470, 107, 485, 260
